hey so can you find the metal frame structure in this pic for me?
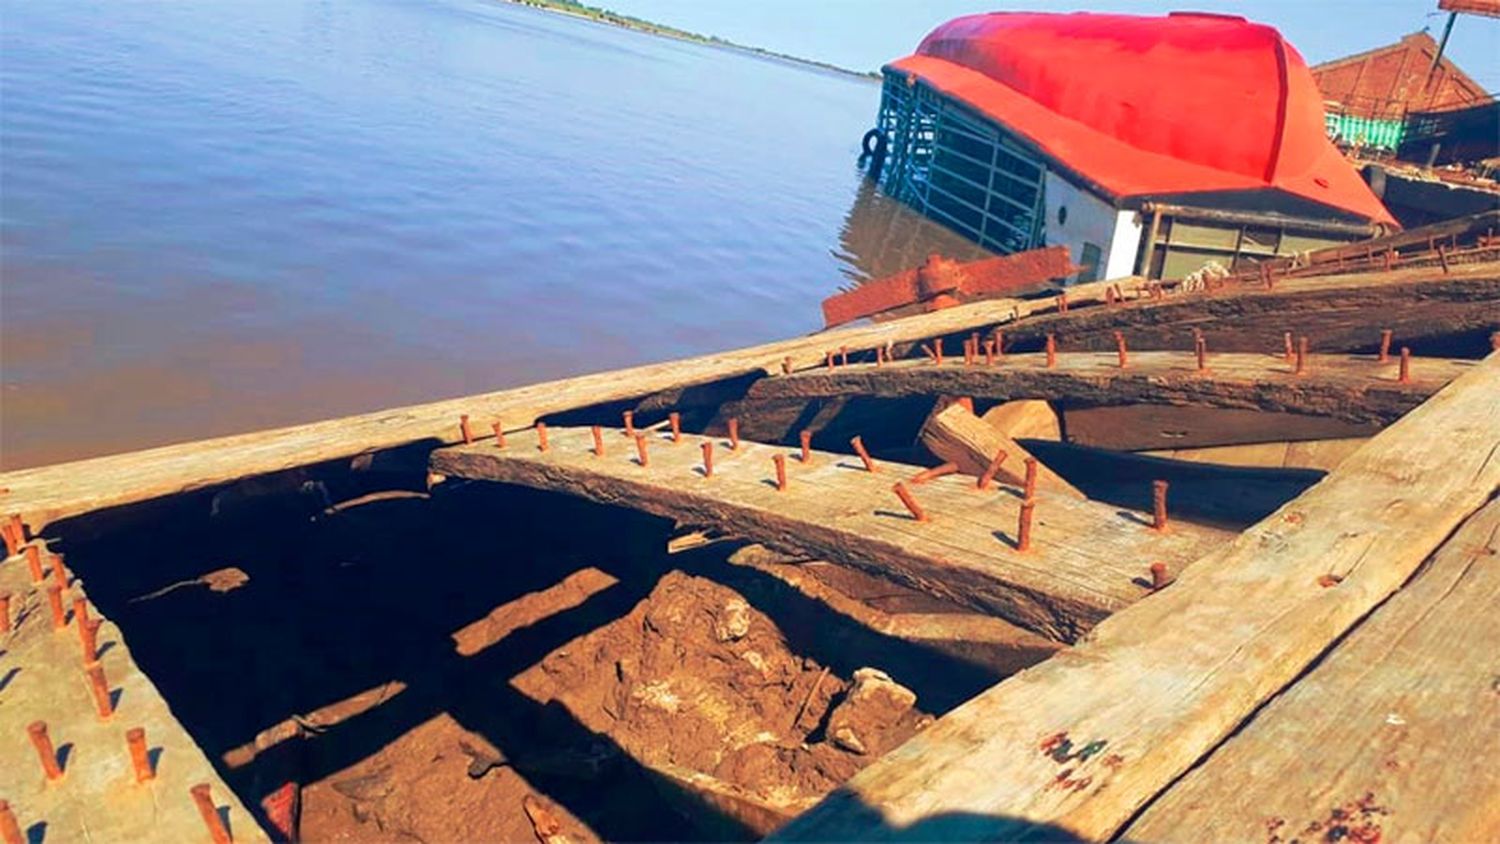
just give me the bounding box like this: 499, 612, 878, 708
875, 70, 1047, 256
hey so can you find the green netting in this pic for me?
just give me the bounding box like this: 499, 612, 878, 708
1324, 113, 1405, 151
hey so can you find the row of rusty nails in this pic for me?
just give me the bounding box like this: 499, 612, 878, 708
3, 537, 235, 844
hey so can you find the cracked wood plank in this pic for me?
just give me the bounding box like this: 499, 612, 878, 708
430, 428, 1227, 643
748, 351, 1470, 425
1126, 497, 1500, 842
772, 351, 1500, 842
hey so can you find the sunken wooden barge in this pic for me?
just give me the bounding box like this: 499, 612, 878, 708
2, 223, 1498, 842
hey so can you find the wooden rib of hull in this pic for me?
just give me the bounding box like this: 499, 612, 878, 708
1125, 497, 1500, 842
3, 263, 1491, 530
772, 351, 1500, 842
430, 427, 1228, 643
747, 351, 1469, 425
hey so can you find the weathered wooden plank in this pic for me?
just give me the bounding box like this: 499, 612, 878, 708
918, 404, 1083, 498
1143, 437, 1369, 471
1065, 405, 1379, 451
1126, 498, 1500, 843
749, 351, 1469, 425
996, 262, 1500, 354
981, 400, 1061, 440
772, 351, 1500, 842
430, 428, 1228, 643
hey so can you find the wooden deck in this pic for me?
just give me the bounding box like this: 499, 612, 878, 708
430, 427, 1229, 643
772, 350, 1500, 841
1125, 497, 1500, 842
747, 351, 1469, 425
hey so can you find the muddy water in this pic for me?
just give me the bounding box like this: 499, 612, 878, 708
0, 0, 977, 470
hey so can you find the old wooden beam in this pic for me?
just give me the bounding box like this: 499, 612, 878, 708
430, 428, 1228, 643
1125, 497, 1500, 842
772, 351, 1500, 841
748, 351, 1469, 425
1063, 405, 1380, 451
918, 403, 1083, 498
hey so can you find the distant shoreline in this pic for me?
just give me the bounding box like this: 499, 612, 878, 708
503, 0, 882, 82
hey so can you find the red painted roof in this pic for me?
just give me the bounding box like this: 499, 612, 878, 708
890, 12, 1396, 225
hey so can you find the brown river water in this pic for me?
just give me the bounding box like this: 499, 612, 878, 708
0, 0, 983, 470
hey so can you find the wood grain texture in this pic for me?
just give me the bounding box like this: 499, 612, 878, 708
1126, 498, 1500, 843
1065, 405, 1380, 451
1143, 437, 1369, 471
997, 263, 1500, 354
430, 428, 1227, 643
919, 404, 1083, 498
772, 351, 1500, 842
749, 351, 1469, 425
981, 400, 1061, 441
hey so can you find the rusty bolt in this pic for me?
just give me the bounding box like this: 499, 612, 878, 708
86, 660, 112, 719
781, 355, 793, 375
910, 462, 959, 485
633, 434, 649, 468
591, 425, 604, 457
700, 441, 714, 478
851, 436, 877, 473
25, 545, 44, 584
190, 783, 234, 844
1283, 332, 1294, 363
52, 554, 68, 590
0, 592, 10, 634
840, 346, 849, 368
622, 410, 635, 437
728, 418, 740, 451
491, 421, 506, 449
1045, 334, 1057, 368
1057, 292, 1069, 314
1152, 480, 1170, 531
1399, 347, 1412, 384
1491, 331, 1500, 352
1017, 501, 1036, 552
535, 422, 549, 452
992, 329, 1005, 362
954, 396, 974, 414
45, 584, 66, 630
72, 596, 89, 627
28, 721, 63, 781
1378, 329, 1393, 363
0, 799, 21, 844
79, 618, 100, 663
6, 514, 24, 552
977, 449, 1009, 491
1114, 331, 1128, 368
127, 727, 154, 782
825, 350, 834, 371
773, 454, 787, 491
875, 346, 885, 368
799, 430, 812, 464
984, 339, 996, 366
892, 482, 929, 522
933, 338, 944, 365
668, 412, 681, 443
459, 414, 473, 446
1023, 457, 1039, 500
1149, 562, 1172, 590
1437, 243, 1450, 274
1105, 286, 1116, 306
1196, 336, 1207, 372
962, 337, 974, 367
1295, 336, 1308, 375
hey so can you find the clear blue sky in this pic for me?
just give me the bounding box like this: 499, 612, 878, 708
598, 0, 1499, 89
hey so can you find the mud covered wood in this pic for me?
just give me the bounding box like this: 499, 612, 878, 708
750, 350, 1469, 425
772, 351, 1500, 842
918, 403, 1083, 498
1125, 498, 1500, 843
431, 429, 1227, 643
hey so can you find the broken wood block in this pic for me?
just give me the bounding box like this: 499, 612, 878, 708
920, 404, 1083, 498
981, 399, 1061, 441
